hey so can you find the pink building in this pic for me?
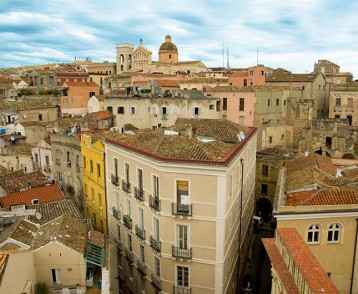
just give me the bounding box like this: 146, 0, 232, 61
228, 65, 273, 87
207, 86, 256, 126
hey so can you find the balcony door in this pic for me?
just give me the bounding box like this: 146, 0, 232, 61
177, 224, 188, 250
176, 266, 189, 288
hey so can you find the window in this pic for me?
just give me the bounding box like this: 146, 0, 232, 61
194, 107, 199, 117
239, 98, 245, 111
97, 163, 101, 177
276, 98, 280, 106
153, 175, 159, 198
140, 244, 145, 262
117, 106, 125, 114
35, 153, 39, 163
169, 54, 172, 59
67, 151, 70, 162
125, 163, 129, 183
131, 107, 135, 114
244, 79, 247, 87
127, 199, 131, 216
209, 104, 214, 110
138, 207, 144, 229
162, 107, 167, 115
128, 234, 132, 251
90, 160, 94, 174
154, 256, 161, 277
177, 180, 189, 207
250, 70, 254, 76
177, 224, 189, 249
45, 155, 50, 166
177, 266, 189, 288
223, 98, 227, 111
32, 199, 39, 205
267, 99, 271, 107
89, 91, 96, 97
307, 224, 320, 244
153, 217, 160, 241
137, 169, 143, 191
216, 100, 221, 111
262, 165, 269, 177
38, 114, 43, 121
261, 70, 265, 76
328, 223, 341, 243
261, 184, 268, 195
283, 100, 286, 106
107, 106, 113, 113
335, 115, 341, 119
269, 136, 273, 144
336, 98, 341, 107
114, 158, 118, 177
51, 269, 61, 284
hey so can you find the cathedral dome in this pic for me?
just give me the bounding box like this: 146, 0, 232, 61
159, 35, 178, 53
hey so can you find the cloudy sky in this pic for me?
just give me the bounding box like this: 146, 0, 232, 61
1, 0, 357, 76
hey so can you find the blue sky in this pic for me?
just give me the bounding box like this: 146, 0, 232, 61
0, 0, 357, 76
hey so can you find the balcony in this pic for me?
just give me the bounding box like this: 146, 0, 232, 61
122, 215, 132, 230
173, 286, 191, 294
172, 203, 192, 217
172, 246, 192, 259
149, 195, 161, 212
135, 225, 146, 241
122, 180, 131, 193
134, 187, 145, 201
136, 260, 147, 276
111, 175, 119, 186
112, 207, 121, 221
150, 236, 161, 253
151, 273, 161, 290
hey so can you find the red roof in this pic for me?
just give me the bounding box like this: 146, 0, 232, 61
0, 184, 64, 208
262, 238, 299, 294
277, 228, 339, 293
287, 188, 358, 206
87, 111, 112, 120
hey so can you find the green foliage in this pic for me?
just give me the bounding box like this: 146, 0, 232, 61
35, 282, 49, 294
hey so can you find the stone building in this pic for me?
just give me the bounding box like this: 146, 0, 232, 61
104, 119, 257, 294
32, 138, 52, 176
329, 82, 358, 126
314, 59, 353, 85
116, 35, 207, 75
104, 87, 221, 131
51, 133, 84, 211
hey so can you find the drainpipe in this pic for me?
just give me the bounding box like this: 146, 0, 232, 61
238, 158, 244, 291
350, 218, 358, 294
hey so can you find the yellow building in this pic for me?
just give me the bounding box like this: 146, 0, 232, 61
81, 133, 107, 233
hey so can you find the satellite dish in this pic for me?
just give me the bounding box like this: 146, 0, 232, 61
35, 212, 42, 220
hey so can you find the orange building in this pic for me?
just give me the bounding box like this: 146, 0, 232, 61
228, 65, 273, 87
61, 81, 99, 115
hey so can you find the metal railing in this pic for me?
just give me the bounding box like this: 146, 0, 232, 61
134, 187, 145, 201
111, 175, 119, 186
112, 207, 121, 220
150, 236, 161, 253
172, 203, 192, 216
122, 180, 131, 193
135, 225, 146, 240
149, 195, 161, 211
151, 273, 161, 290
172, 246, 192, 259
173, 286, 191, 294
122, 215, 132, 230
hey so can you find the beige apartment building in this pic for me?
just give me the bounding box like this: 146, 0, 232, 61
329, 82, 358, 126
104, 89, 221, 131
104, 119, 257, 294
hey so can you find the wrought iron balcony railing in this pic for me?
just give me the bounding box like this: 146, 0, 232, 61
135, 225, 146, 241
122, 214, 132, 230
172, 203, 192, 217
150, 236, 161, 253
149, 195, 161, 211
172, 246, 192, 259
134, 187, 145, 201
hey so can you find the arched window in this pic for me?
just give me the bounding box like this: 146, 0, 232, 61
328, 223, 342, 243
307, 224, 320, 244
120, 54, 124, 65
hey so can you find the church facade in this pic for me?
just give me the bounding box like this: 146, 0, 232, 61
116, 35, 207, 75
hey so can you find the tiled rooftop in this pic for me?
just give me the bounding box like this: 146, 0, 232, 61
287, 188, 358, 206
262, 238, 299, 294
0, 183, 64, 208
105, 119, 256, 165
27, 198, 82, 225
277, 228, 338, 293
267, 72, 317, 83
0, 171, 49, 194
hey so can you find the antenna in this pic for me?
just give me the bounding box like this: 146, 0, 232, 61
222, 42, 225, 68
256, 48, 259, 66
226, 48, 230, 69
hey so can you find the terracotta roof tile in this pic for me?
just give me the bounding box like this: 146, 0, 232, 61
287, 188, 358, 206
0, 171, 49, 194
262, 238, 299, 294
0, 184, 64, 208
277, 228, 339, 293
63, 81, 98, 87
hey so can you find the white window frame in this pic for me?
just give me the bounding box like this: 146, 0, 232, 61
174, 179, 191, 205
175, 223, 190, 250
327, 223, 342, 244
175, 265, 190, 288
307, 224, 320, 244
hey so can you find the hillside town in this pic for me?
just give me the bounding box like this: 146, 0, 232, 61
0, 35, 357, 294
